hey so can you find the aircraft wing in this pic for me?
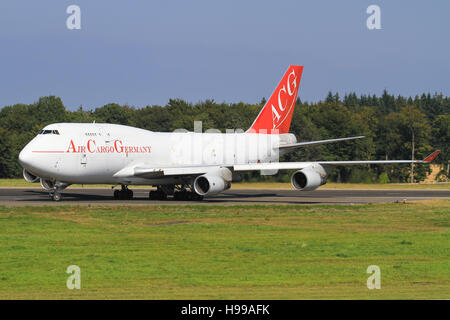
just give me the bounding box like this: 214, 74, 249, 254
234, 150, 441, 171
113, 164, 218, 179
113, 150, 440, 178
278, 136, 365, 150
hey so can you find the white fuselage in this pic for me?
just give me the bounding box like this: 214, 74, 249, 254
19, 123, 295, 185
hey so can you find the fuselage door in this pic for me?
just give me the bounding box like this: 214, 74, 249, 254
81, 153, 87, 165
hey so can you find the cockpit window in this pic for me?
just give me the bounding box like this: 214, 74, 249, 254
38, 130, 60, 135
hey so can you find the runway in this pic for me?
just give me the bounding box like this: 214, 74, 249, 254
0, 187, 449, 206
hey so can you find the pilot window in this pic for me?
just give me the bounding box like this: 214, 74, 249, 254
38, 130, 60, 135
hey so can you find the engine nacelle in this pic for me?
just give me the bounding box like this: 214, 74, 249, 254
40, 178, 55, 191
291, 165, 327, 191
23, 169, 39, 183
193, 174, 231, 196
40, 179, 71, 191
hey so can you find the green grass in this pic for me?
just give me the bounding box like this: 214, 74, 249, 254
1, 178, 449, 190
0, 200, 449, 299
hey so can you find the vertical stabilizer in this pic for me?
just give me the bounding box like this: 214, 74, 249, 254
248, 65, 303, 134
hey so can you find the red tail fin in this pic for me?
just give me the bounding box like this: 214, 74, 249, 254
248, 65, 303, 134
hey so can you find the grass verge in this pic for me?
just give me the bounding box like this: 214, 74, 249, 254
0, 200, 449, 299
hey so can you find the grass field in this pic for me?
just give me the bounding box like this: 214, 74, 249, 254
1, 178, 449, 190
0, 200, 449, 299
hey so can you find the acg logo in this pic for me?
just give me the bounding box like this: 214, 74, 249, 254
271, 69, 297, 128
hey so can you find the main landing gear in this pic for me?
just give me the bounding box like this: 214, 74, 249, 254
173, 190, 203, 201
148, 185, 203, 201
149, 187, 168, 200
113, 185, 134, 200
111, 184, 203, 201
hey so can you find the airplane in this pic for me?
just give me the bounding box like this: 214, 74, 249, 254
18, 65, 440, 201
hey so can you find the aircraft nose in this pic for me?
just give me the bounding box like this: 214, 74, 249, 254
18, 146, 32, 168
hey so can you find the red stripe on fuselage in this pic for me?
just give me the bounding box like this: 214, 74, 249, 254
32, 151, 65, 153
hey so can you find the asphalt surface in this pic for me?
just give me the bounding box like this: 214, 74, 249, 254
0, 187, 449, 206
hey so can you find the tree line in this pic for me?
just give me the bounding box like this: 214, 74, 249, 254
0, 90, 448, 183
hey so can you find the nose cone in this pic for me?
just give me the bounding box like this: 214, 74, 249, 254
18, 146, 32, 168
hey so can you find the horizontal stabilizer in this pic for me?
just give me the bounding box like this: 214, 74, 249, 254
423, 150, 440, 163
278, 136, 365, 150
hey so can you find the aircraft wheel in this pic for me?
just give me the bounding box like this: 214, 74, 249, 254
126, 189, 133, 200
158, 192, 167, 200
117, 189, 133, 200
149, 190, 167, 200
173, 191, 202, 201
174, 191, 187, 201
192, 193, 204, 201
52, 193, 61, 201
149, 190, 158, 200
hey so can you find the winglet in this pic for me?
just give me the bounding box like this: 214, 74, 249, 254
423, 150, 440, 163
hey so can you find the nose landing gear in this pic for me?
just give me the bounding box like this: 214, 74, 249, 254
50, 191, 61, 201
48, 181, 70, 201
113, 185, 134, 200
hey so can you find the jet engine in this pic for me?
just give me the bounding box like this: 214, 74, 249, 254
291, 165, 327, 191
40, 178, 71, 191
23, 169, 39, 183
40, 178, 55, 191
193, 174, 231, 196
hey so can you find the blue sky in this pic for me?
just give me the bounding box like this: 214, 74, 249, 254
1, 0, 449, 110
